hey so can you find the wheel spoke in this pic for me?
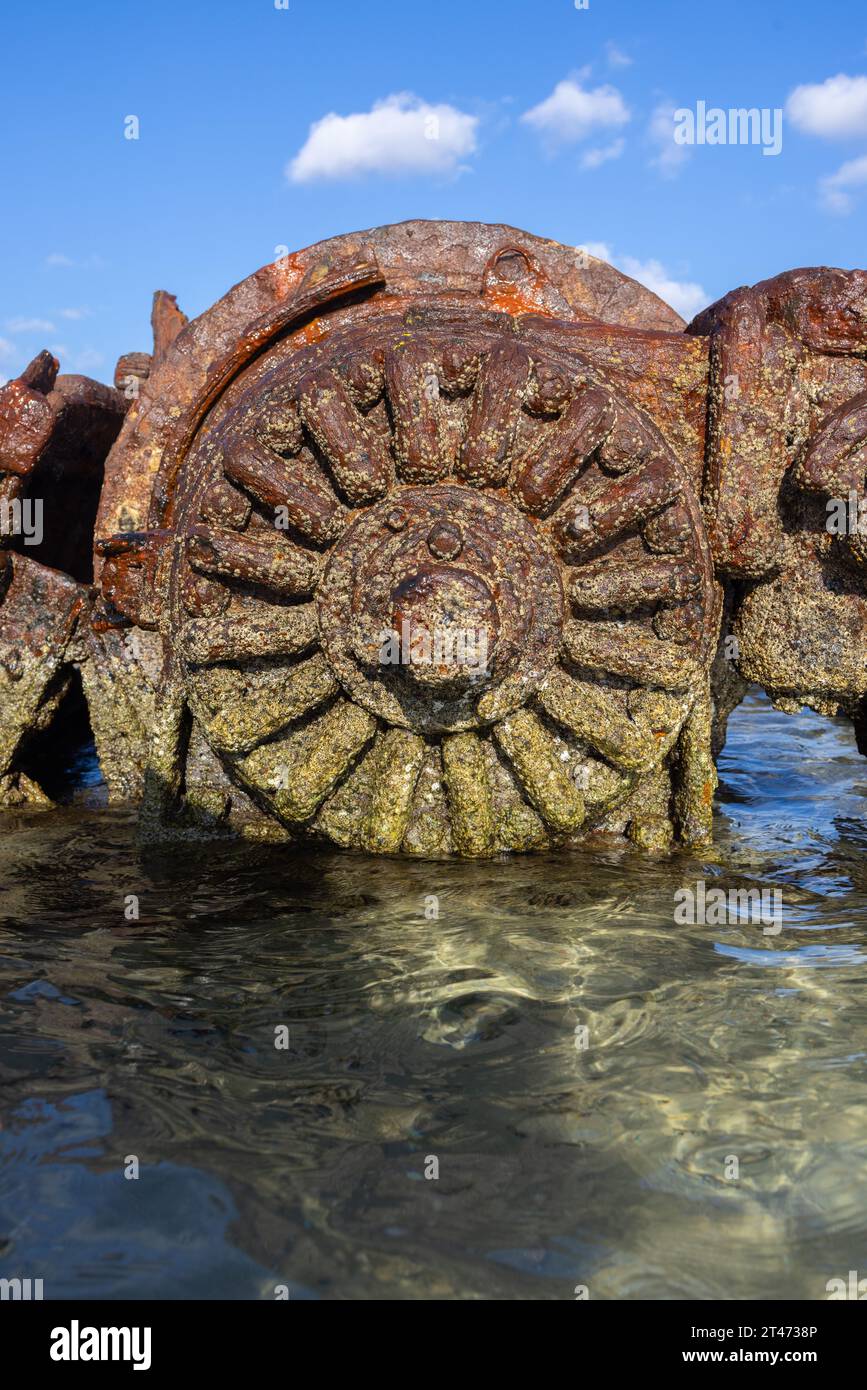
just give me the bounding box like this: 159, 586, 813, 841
188, 652, 337, 754
441, 732, 496, 856
362, 728, 427, 852
223, 433, 345, 545
385, 341, 452, 483
238, 700, 377, 824
563, 619, 699, 691
556, 454, 681, 561
570, 554, 700, 613
493, 709, 586, 833
512, 385, 614, 515
458, 342, 531, 487
299, 367, 391, 504
179, 605, 318, 664
186, 525, 321, 595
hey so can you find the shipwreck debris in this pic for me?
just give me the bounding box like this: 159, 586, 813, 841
0, 223, 864, 855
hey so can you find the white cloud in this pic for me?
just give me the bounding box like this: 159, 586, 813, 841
5, 317, 56, 334
820, 152, 867, 213
59, 306, 92, 320
582, 241, 614, 261
521, 78, 630, 144
288, 93, 478, 182
580, 138, 625, 169
619, 255, 707, 319
648, 101, 690, 176
605, 42, 632, 69
576, 243, 707, 319
787, 74, 867, 138
44, 252, 104, 270
0, 337, 17, 362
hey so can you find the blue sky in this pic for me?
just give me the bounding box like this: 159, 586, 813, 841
1, 0, 866, 383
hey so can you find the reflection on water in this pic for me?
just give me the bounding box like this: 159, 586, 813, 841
1, 691, 866, 1300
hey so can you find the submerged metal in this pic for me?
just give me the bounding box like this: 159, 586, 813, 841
0, 222, 865, 855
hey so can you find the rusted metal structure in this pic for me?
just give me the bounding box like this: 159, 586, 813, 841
1, 222, 865, 855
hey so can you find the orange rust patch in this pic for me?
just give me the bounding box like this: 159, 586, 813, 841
296, 319, 327, 345
266, 250, 307, 300
485, 281, 558, 318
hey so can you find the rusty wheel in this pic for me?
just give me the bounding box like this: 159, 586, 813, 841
124, 245, 716, 856
96, 229, 716, 850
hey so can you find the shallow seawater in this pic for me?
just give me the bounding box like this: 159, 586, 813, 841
1, 691, 866, 1301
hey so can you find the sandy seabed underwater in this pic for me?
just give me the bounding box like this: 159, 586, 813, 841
1, 690, 866, 1300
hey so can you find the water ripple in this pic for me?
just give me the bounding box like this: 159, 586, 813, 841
0, 692, 866, 1299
